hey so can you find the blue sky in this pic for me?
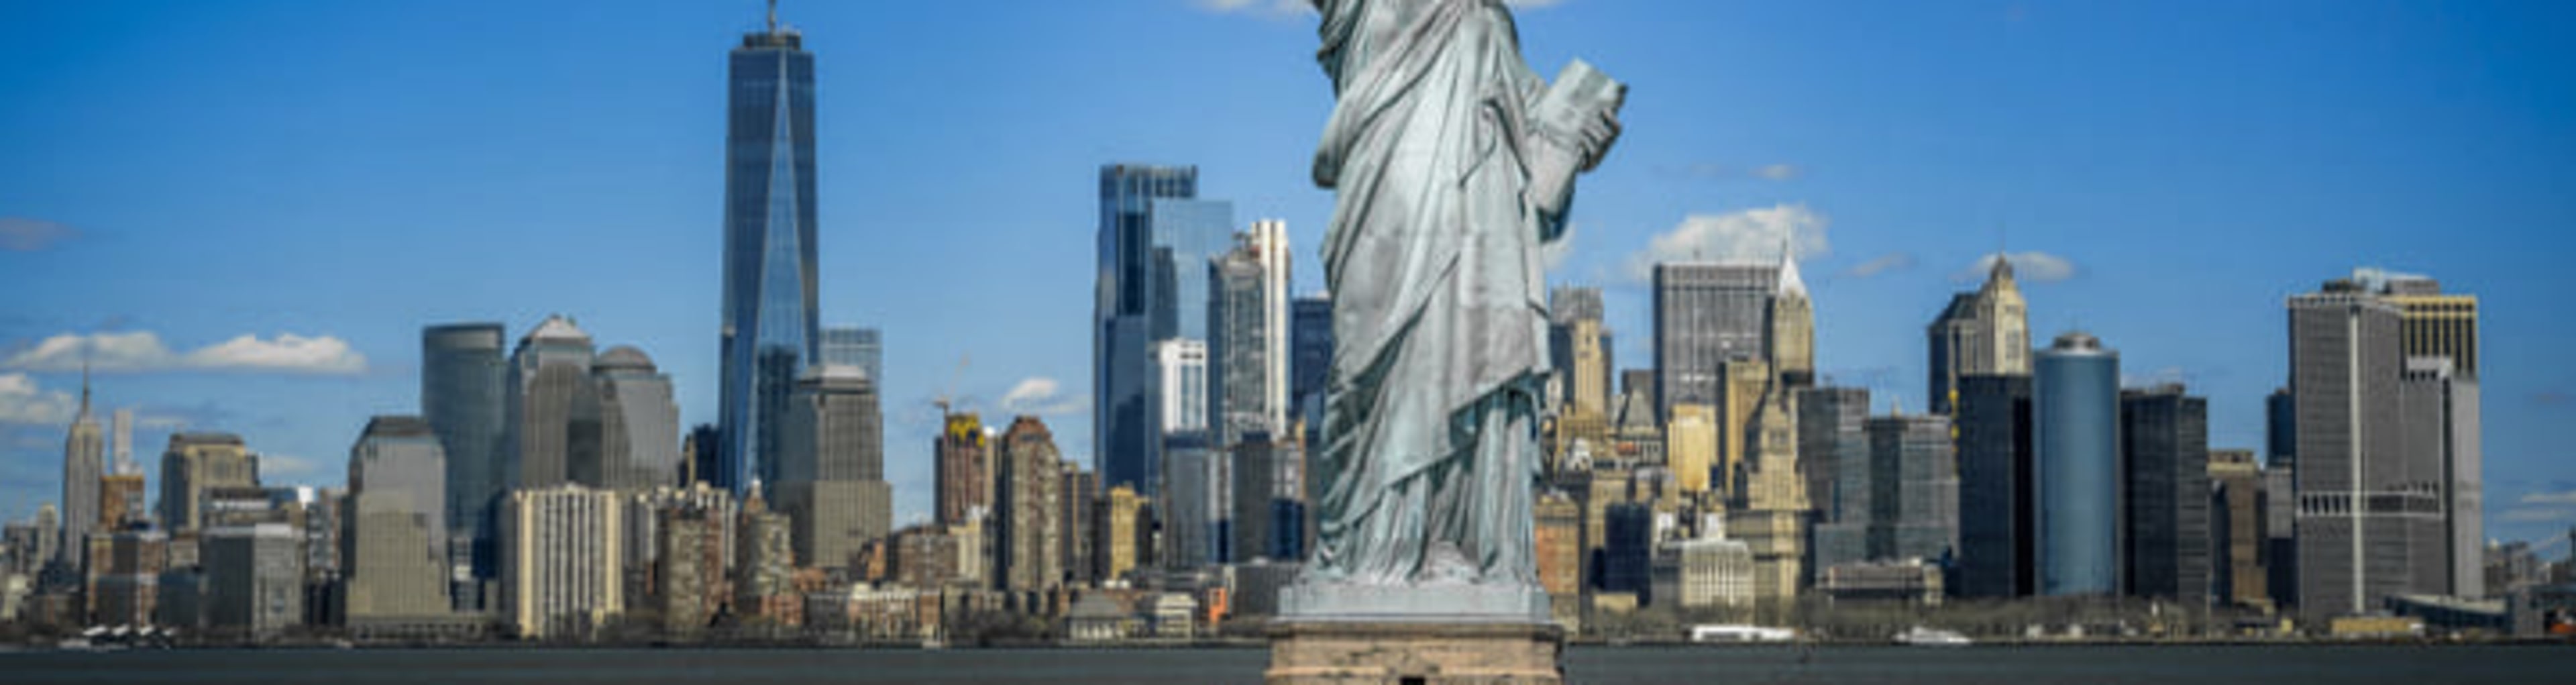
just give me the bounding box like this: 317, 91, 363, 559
3, 1, 2571, 547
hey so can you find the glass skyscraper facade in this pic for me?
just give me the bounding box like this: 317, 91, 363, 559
1094, 164, 1228, 497
718, 23, 820, 494
819, 326, 882, 380
2035, 331, 2121, 596
421, 321, 505, 600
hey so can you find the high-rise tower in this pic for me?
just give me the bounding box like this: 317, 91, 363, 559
1927, 257, 2032, 415
60, 366, 102, 566
719, 7, 821, 495
1094, 164, 1227, 496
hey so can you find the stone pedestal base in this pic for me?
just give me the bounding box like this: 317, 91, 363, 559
1266, 620, 1564, 684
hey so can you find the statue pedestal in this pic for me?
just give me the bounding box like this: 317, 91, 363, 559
1267, 583, 1563, 684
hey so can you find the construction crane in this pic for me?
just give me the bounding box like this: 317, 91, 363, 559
931, 354, 970, 416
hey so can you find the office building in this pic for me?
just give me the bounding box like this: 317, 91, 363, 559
1652, 262, 1779, 424
1289, 295, 1335, 437
587, 346, 680, 491
733, 490, 796, 624
1731, 388, 1810, 600
343, 417, 451, 623
98, 473, 145, 531
1232, 431, 1306, 562
2121, 384, 2212, 602
2401, 356, 2481, 598
1954, 374, 2035, 598
818, 326, 882, 382
1878, 413, 1959, 563
2289, 277, 2412, 619
1059, 461, 1099, 586
1208, 219, 1291, 450
203, 523, 304, 638
1550, 286, 1613, 415
2208, 448, 2269, 607
60, 372, 102, 566
1600, 503, 1655, 598
996, 417, 1064, 590
1664, 404, 1717, 496
2035, 331, 2120, 596
775, 364, 892, 571
1095, 164, 1227, 497
718, 10, 822, 496
1769, 252, 1814, 388
1152, 339, 1208, 436
1794, 386, 1869, 527
499, 484, 623, 639
1662, 537, 1756, 609
934, 413, 990, 527
422, 322, 506, 595
1927, 256, 2031, 415
682, 423, 722, 489
507, 315, 596, 490
160, 433, 258, 534
1095, 485, 1150, 582
1715, 359, 1772, 498
1158, 431, 1224, 568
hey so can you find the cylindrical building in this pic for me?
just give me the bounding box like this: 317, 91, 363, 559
2035, 331, 2121, 595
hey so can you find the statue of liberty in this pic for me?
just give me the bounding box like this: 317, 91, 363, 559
1299, 0, 1623, 602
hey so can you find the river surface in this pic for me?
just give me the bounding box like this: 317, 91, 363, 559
1, 645, 2565, 684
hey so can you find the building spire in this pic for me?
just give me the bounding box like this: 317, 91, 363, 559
78, 349, 93, 417
1775, 234, 1807, 297
767, 0, 778, 33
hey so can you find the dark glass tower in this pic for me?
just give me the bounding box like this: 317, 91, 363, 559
719, 16, 820, 494
1094, 164, 1224, 497
422, 321, 504, 604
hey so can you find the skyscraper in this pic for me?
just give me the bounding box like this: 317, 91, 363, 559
1151, 339, 1209, 436
719, 10, 821, 496
2035, 331, 2120, 596
996, 416, 1064, 590
1927, 257, 2032, 415
343, 416, 451, 623
818, 326, 883, 382
774, 364, 892, 571
506, 316, 595, 490
60, 370, 102, 566
1876, 413, 1958, 564
2208, 448, 2269, 607
1732, 387, 1811, 600
1954, 374, 2035, 598
1289, 294, 1335, 437
1208, 220, 1291, 449
934, 413, 989, 527
423, 323, 506, 558
1768, 253, 1815, 388
1095, 164, 1229, 497
1652, 262, 1778, 423
588, 346, 680, 491
2288, 276, 2413, 619
2120, 384, 2212, 602
2400, 356, 2480, 598
203, 523, 304, 639
160, 432, 258, 535
1793, 385, 1869, 529
498, 484, 623, 639
1549, 286, 1613, 416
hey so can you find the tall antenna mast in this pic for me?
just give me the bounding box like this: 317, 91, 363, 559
767, 0, 778, 33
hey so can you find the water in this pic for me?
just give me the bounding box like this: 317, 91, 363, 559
0, 645, 2564, 684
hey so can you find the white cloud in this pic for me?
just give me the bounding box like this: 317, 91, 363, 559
258, 453, 317, 478
1753, 164, 1801, 181
0, 372, 78, 425
1000, 376, 1089, 416
1842, 252, 1916, 278
1955, 251, 2077, 284
1623, 204, 1828, 281
2520, 490, 2576, 507
0, 217, 78, 252
3, 331, 368, 375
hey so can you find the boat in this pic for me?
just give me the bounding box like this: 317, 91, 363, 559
1689, 624, 1799, 643
1892, 626, 1972, 647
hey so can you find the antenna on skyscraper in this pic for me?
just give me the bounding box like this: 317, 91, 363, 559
767, 0, 778, 33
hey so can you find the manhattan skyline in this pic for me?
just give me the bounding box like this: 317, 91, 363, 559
1, 0, 2572, 549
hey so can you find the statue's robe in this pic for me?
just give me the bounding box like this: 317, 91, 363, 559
1308, 0, 1580, 586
